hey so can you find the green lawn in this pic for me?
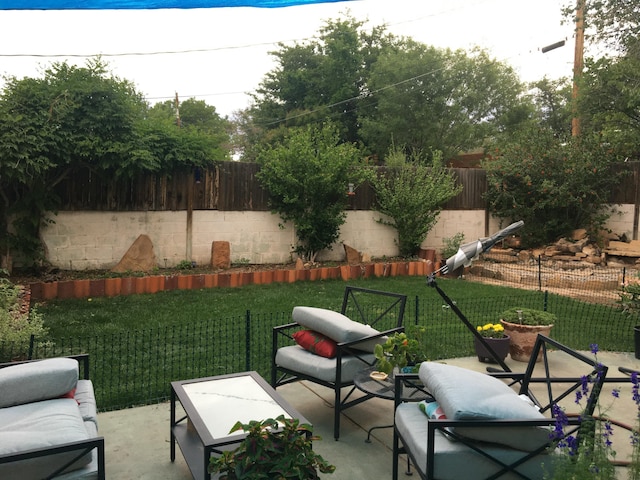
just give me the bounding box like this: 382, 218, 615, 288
29, 275, 633, 411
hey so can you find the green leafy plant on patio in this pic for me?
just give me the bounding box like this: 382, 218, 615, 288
0, 272, 50, 361
373, 325, 428, 374
208, 415, 335, 479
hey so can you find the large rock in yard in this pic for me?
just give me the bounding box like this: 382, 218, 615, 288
343, 243, 361, 265
211, 241, 231, 269
112, 234, 157, 273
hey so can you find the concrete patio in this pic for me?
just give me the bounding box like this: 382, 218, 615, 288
98, 351, 640, 480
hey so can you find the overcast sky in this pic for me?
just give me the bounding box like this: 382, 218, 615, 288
0, 0, 576, 117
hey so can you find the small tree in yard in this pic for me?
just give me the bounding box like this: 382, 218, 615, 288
372, 147, 462, 257
256, 123, 366, 262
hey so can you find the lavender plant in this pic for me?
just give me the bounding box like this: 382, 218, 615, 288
546, 344, 615, 479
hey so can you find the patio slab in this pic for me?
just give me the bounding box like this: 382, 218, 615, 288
97, 350, 640, 479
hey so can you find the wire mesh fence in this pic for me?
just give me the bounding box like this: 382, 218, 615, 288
1, 263, 638, 412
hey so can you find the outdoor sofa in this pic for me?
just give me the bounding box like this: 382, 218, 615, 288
0, 354, 105, 480
392, 335, 608, 480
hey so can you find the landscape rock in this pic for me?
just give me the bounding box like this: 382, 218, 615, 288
112, 234, 157, 273
343, 243, 361, 265
211, 241, 231, 270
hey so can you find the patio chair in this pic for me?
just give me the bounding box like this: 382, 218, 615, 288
271, 286, 407, 440
392, 335, 608, 480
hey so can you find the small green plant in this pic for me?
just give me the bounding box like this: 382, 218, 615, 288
618, 275, 640, 317
500, 307, 556, 326
442, 232, 465, 259
208, 415, 335, 479
373, 326, 428, 374
0, 277, 50, 361
176, 259, 194, 270
233, 258, 251, 266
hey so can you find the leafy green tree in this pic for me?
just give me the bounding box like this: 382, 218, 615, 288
360, 43, 530, 161
0, 60, 229, 269
565, 0, 639, 55
256, 123, 367, 262
248, 15, 395, 149
578, 53, 640, 159
0, 59, 147, 267
484, 127, 620, 247
371, 147, 462, 257
529, 77, 573, 137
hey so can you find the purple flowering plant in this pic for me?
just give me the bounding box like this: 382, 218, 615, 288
546, 344, 616, 479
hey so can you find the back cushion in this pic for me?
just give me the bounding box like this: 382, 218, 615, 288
292, 306, 384, 352
419, 362, 551, 451
0, 358, 79, 408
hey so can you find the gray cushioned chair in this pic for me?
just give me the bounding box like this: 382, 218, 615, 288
271, 286, 407, 440
393, 335, 608, 480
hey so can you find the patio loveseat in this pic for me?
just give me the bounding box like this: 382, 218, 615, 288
0, 354, 105, 480
393, 335, 608, 480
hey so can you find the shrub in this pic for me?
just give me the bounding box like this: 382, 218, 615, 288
0, 276, 50, 361
484, 127, 621, 248
372, 148, 461, 257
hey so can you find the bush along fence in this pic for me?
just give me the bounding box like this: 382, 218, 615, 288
1, 290, 636, 412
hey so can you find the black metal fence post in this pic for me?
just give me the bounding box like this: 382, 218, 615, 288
245, 310, 251, 371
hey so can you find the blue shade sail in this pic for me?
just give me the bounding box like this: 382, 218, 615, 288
0, 0, 355, 9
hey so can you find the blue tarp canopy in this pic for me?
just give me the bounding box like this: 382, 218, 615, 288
0, 0, 354, 9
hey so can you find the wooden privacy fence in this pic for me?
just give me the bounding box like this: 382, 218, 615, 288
54, 161, 640, 212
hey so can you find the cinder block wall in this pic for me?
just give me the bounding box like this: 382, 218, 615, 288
40, 205, 637, 270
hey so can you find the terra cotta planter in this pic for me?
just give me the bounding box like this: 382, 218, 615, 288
500, 320, 553, 362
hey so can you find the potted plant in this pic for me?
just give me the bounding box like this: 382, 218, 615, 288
500, 307, 556, 362
373, 326, 428, 375
474, 323, 510, 363
617, 278, 640, 359
208, 415, 335, 479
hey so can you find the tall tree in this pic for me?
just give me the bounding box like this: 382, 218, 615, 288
566, 0, 640, 55
0, 60, 229, 269
248, 15, 395, 150
0, 59, 146, 267
578, 53, 640, 159
359, 43, 530, 161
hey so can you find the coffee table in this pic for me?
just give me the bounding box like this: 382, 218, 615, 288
170, 371, 309, 480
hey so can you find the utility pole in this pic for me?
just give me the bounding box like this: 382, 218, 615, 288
174, 92, 181, 128
572, 0, 585, 137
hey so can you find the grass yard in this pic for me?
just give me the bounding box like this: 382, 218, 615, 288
29, 274, 632, 410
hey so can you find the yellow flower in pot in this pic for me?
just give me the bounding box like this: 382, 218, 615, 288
474, 323, 510, 363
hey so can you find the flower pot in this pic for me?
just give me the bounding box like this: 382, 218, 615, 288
474, 336, 511, 363
500, 320, 553, 362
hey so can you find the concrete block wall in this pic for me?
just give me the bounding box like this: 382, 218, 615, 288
40, 205, 638, 270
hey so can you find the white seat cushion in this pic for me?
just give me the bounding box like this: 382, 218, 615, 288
395, 402, 553, 480
292, 306, 385, 352
275, 345, 375, 383
0, 398, 93, 480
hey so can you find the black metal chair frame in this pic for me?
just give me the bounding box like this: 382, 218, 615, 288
271, 285, 407, 440
0, 354, 106, 480
392, 335, 608, 480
